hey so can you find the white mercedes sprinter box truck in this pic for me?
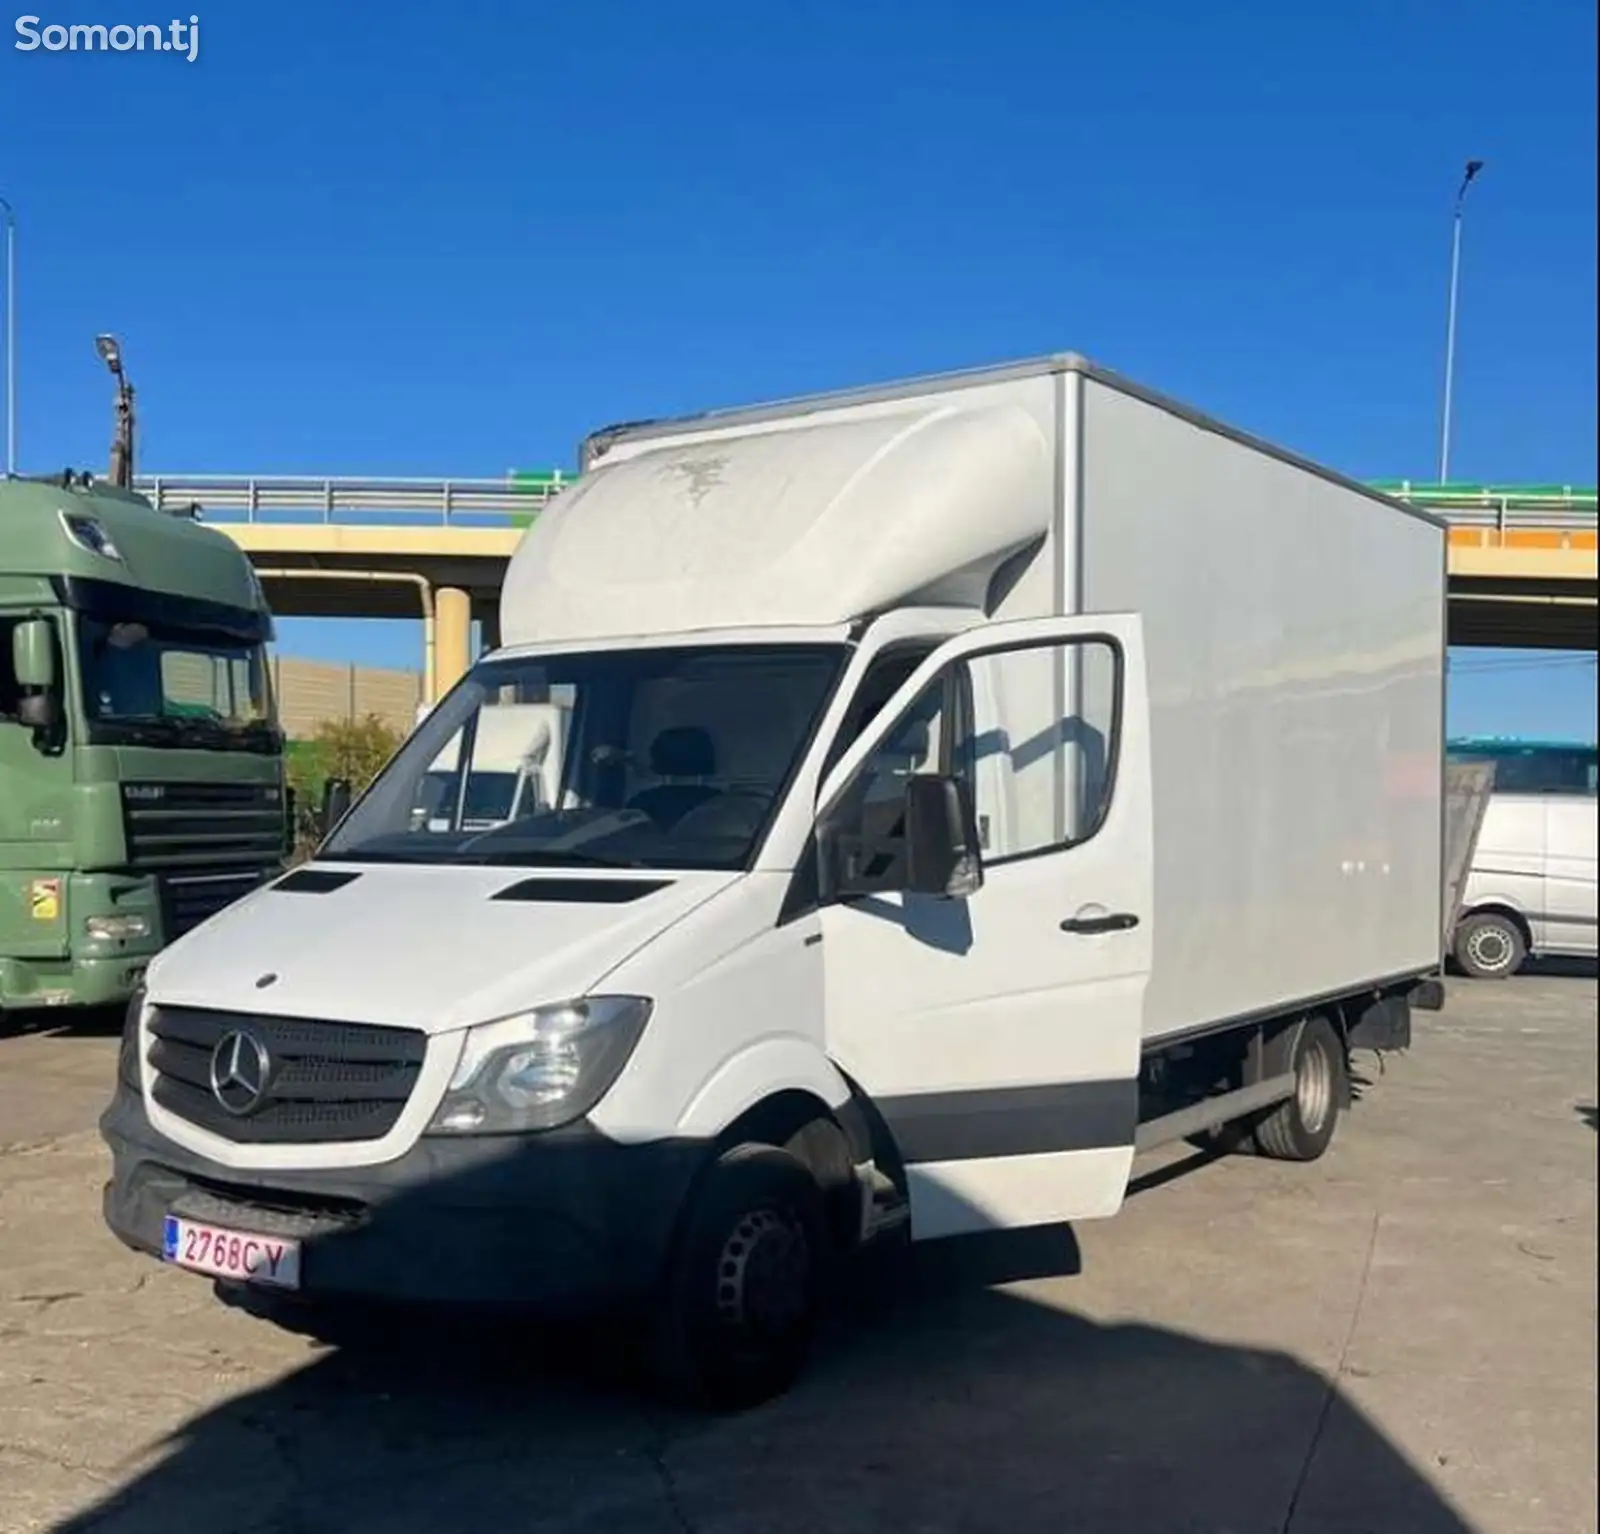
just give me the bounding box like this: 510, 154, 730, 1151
101, 355, 1449, 1405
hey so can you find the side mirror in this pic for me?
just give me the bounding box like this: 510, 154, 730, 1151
17, 692, 61, 730
12, 619, 61, 732
320, 777, 353, 838
903, 774, 984, 899
12, 619, 57, 689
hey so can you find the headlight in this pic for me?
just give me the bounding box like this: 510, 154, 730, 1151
425, 996, 652, 1136
86, 914, 151, 942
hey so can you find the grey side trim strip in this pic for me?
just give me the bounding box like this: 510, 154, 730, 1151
879, 1078, 1136, 1164
1135, 1073, 1296, 1154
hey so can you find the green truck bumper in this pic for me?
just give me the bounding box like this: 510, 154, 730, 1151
0, 953, 151, 1012
1, 871, 163, 1014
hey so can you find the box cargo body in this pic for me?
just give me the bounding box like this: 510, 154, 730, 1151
101, 354, 1449, 1408
513, 356, 1448, 1045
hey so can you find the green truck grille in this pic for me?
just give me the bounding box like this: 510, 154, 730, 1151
120, 781, 285, 938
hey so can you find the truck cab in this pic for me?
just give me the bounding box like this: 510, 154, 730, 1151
1, 475, 288, 1013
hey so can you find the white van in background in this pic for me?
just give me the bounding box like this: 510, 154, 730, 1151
1448, 739, 1599, 978
416, 700, 571, 832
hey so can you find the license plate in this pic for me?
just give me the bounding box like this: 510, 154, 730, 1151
162, 1215, 301, 1290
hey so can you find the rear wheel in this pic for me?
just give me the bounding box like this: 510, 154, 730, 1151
647, 1143, 827, 1411
1453, 912, 1527, 981
1253, 1016, 1347, 1163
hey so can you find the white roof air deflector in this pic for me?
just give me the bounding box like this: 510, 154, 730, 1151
500, 402, 1052, 648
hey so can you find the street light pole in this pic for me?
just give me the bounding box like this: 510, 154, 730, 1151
0, 195, 16, 476
1438, 159, 1485, 484
95, 334, 135, 489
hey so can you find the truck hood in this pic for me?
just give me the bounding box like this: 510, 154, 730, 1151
144, 861, 739, 1034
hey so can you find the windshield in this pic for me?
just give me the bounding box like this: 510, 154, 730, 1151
324, 642, 847, 870
76, 615, 277, 750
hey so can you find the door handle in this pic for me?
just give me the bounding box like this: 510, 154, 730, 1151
1060, 911, 1140, 935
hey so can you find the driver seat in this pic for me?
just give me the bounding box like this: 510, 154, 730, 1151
628, 726, 722, 829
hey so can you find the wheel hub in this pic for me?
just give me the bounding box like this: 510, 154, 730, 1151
715, 1207, 811, 1336
1467, 927, 1514, 971
1297, 1040, 1333, 1134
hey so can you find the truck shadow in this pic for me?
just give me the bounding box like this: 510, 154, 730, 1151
0, 1002, 124, 1042
52, 1224, 1475, 1534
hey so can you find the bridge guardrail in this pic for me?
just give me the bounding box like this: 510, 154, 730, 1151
135, 473, 1598, 533
137, 474, 575, 524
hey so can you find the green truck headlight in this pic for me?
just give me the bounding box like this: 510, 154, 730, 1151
85, 914, 152, 941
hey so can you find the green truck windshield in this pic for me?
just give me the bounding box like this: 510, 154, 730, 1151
77, 616, 273, 742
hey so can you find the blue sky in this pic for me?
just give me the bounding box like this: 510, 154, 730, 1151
3, 0, 1595, 738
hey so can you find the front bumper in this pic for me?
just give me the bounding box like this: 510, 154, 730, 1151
1, 869, 163, 1012
0, 953, 151, 1011
99, 1080, 707, 1313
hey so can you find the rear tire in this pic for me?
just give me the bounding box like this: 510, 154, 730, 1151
1452, 912, 1527, 980
1253, 1016, 1347, 1163
647, 1143, 827, 1411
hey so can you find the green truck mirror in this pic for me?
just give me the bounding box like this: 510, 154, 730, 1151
12, 619, 61, 731
12, 618, 57, 689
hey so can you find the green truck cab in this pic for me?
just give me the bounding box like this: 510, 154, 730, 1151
1, 473, 288, 1013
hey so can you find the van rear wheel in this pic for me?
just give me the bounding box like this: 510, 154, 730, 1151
1253, 1016, 1347, 1163
1453, 912, 1527, 980
647, 1143, 826, 1411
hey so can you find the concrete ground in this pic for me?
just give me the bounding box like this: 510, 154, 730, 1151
1, 972, 1594, 1534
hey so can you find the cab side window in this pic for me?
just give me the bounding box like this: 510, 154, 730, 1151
821, 645, 938, 779
965, 636, 1118, 861
817, 633, 1122, 905
782, 644, 943, 919
822, 666, 974, 896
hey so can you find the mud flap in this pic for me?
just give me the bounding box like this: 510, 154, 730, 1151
1347, 994, 1413, 1053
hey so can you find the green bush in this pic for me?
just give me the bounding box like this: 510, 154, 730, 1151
286, 714, 405, 861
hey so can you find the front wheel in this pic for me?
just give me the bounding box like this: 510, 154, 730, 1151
647, 1143, 827, 1411
1453, 912, 1527, 981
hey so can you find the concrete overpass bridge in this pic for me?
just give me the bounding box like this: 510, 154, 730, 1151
134, 473, 1598, 703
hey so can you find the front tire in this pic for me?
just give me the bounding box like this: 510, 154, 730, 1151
1253, 1015, 1347, 1163
648, 1143, 826, 1411
1453, 912, 1527, 980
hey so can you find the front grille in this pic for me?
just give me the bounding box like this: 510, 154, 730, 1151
122, 780, 286, 871
160, 868, 271, 939
146, 1006, 427, 1145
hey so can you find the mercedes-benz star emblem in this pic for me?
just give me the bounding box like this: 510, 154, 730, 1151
209, 1030, 272, 1116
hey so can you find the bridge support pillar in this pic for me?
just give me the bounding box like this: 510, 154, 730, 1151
435, 586, 473, 699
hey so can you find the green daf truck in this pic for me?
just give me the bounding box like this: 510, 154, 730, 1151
1, 340, 288, 1016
